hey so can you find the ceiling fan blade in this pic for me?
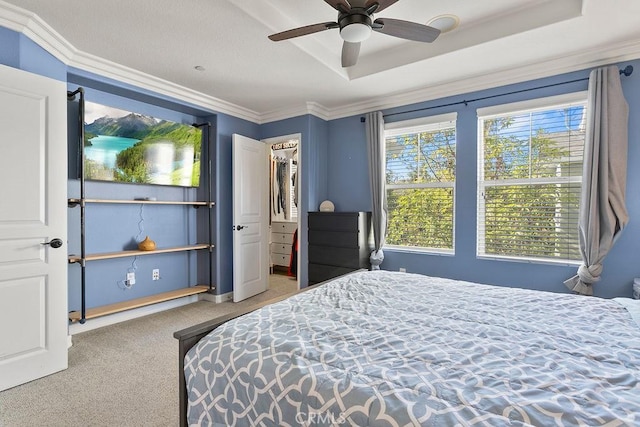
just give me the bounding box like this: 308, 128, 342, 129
324, 0, 352, 13
268, 22, 339, 41
373, 18, 440, 42
364, 0, 399, 13
341, 41, 360, 67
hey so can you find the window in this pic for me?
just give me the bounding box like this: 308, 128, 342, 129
385, 113, 456, 251
477, 92, 587, 262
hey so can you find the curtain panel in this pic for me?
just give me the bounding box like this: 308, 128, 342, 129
564, 65, 629, 295
365, 111, 387, 269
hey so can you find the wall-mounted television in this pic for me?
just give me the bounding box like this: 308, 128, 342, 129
83, 101, 202, 187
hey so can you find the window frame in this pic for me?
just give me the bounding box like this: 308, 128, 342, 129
384, 112, 457, 254
476, 91, 588, 265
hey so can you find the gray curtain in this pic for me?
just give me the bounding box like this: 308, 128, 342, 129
365, 111, 387, 270
564, 65, 629, 295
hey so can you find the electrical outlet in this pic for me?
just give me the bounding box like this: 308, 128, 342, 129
126, 272, 136, 285
152, 269, 160, 281
399, 267, 406, 273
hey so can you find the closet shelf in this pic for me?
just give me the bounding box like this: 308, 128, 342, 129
68, 244, 211, 263
68, 285, 209, 322
68, 198, 211, 207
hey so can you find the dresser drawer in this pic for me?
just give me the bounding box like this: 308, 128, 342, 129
308, 213, 359, 232
271, 221, 297, 233
308, 263, 355, 284
309, 245, 362, 269
272, 253, 290, 267
307, 212, 371, 275
271, 232, 293, 244
309, 230, 359, 247
271, 243, 292, 256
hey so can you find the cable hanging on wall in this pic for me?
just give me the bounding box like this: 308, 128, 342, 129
118, 203, 145, 290
135, 203, 145, 243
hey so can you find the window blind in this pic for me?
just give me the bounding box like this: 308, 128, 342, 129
385, 117, 456, 251
477, 94, 587, 261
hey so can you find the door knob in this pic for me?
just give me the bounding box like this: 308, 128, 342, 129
42, 238, 63, 249
235, 225, 247, 231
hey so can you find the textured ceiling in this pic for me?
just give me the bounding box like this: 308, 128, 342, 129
2, 0, 640, 121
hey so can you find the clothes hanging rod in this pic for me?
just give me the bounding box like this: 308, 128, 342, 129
360, 65, 633, 122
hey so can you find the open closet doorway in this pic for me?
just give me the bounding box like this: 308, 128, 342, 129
264, 134, 301, 294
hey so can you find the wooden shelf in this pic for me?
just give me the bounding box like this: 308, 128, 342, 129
68, 285, 210, 322
68, 244, 211, 263
68, 198, 210, 207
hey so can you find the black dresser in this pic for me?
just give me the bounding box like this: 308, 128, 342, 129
308, 211, 371, 284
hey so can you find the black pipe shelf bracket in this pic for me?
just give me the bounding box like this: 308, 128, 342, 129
66, 101, 217, 323
193, 122, 216, 294
67, 87, 87, 323
67, 109, 215, 324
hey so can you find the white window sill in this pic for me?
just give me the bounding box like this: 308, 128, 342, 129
385, 246, 454, 257
476, 254, 581, 267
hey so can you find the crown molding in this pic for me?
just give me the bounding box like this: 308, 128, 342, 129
259, 101, 331, 124
2, 1, 639, 126
319, 38, 640, 121
69, 50, 261, 123
259, 38, 640, 124
0, 1, 75, 63
0, 0, 261, 123
305, 102, 331, 121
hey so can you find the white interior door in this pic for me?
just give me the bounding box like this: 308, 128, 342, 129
0, 65, 68, 391
232, 134, 269, 302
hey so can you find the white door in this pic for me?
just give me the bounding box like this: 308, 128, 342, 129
232, 134, 269, 302
0, 65, 68, 391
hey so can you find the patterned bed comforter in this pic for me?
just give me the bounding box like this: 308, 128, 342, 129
184, 271, 640, 426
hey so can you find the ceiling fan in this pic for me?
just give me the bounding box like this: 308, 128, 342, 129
268, 0, 441, 67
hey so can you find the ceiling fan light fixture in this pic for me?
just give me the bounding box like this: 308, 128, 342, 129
340, 22, 372, 42
267, 0, 445, 68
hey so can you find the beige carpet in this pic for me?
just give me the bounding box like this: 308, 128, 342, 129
0, 274, 298, 427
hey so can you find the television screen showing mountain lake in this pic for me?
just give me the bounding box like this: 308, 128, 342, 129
83, 101, 202, 187
85, 135, 139, 169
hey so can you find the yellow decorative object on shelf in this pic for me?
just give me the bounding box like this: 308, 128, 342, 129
138, 236, 156, 251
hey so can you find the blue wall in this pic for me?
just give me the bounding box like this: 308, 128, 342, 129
260, 115, 330, 289
65, 75, 215, 310
0, 26, 225, 309
1, 24, 323, 305
325, 59, 640, 299
327, 115, 373, 211
4, 22, 639, 303
64, 71, 269, 302
0, 27, 20, 68
0, 27, 66, 81
214, 113, 260, 294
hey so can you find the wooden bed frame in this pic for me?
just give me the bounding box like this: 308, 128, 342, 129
173, 280, 330, 426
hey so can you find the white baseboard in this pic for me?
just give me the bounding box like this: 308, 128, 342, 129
68, 295, 200, 335
199, 291, 232, 303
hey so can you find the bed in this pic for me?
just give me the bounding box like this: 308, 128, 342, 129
174, 270, 640, 426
